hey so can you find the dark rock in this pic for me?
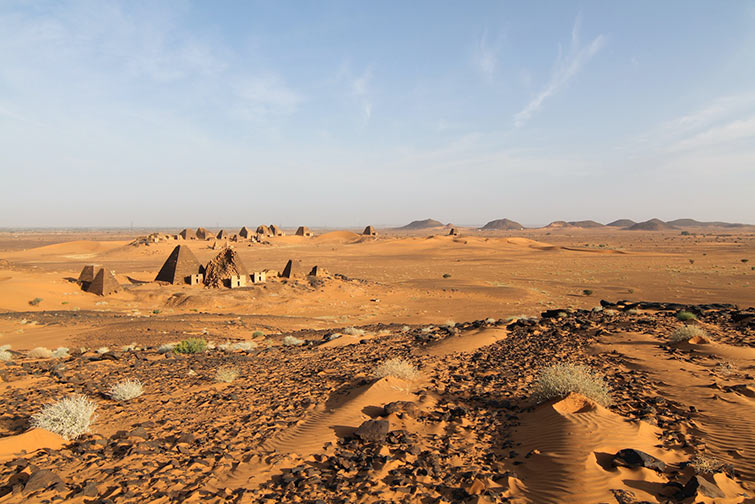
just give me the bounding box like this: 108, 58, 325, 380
612, 449, 667, 472
23, 469, 63, 494
384, 401, 419, 418
355, 419, 389, 442
684, 474, 725, 499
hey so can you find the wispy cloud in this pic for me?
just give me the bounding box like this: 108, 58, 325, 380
351, 66, 374, 125
233, 73, 303, 119
514, 15, 604, 127
473, 29, 500, 80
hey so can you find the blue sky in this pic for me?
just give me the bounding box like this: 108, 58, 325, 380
1, 0, 754, 227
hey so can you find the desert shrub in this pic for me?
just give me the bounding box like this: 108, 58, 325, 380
228, 341, 257, 352
174, 338, 207, 354
532, 362, 611, 406
282, 335, 305, 346
676, 311, 697, 321
373, 358, 419, 381
343, 327, 365, 337
670, 325, 708, 343
96, 347, 110, 354
28, 347, 52, 359
30, 395, 97, 440
442, 320, 456, 329
29, 297, 43, 306
252, 331, 265, 337
0, 350, 11, 362
582, 289, 593, 296
442, 273, 451, 278
157, 343, 176, 354
742, 258, 749, 263
107, 379, 143, 401
691, 455, 726, 474
152, 309, 161, 314
215, 366, 239, 383
400, 325, 410, 332
52, 347, 70, 359
120, 343, 137, 352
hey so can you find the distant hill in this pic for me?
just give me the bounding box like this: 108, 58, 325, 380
397, 218, 444, 230
544, 221, 573, 228
666, 218, 746, 228
568, 220, 604, 228
606, 219, 636, 227
626, 218, 676, 231
480, 218, 524, 230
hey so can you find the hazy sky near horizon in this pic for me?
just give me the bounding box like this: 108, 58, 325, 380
1, 1, 754, 228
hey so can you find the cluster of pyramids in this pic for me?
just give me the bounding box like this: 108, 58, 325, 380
155, 245, 267, 289
179, 225, 286, 242
77, 265, 120, 296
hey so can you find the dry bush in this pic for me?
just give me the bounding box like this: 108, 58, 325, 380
215, 366, 239, 383
343, 327, 366, 337
282, 336, 305, 346
670, 325, 708, 343
157, 343, 176, 353
228, 341, 257, 352
28, 347, 52, 359
174, 338, 207, 354
0, 350, 11, 362
96, 347, 110, 354
107, 379, 143, 401
373, 358, 419, 381
691, 455, 726, 474
533, 362, 612, 406
52, 347, 70, 359
30, 395, 98, 440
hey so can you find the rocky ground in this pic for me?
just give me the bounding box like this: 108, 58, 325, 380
0, 302, 753, 503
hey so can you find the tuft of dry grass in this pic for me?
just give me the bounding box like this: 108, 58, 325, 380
343, 327, 366, 337
282, 336, 305, 346
670, 325, 708, 343
532, 362, 612, 406
0, 350, 11, 362
691, 455, 726, 474
107, 379, 143, 401
52, 347, 70, 359
215, 366, 239, 383
30, 395, 98, 440
28, 347, 53, 359
373, 358, 419, 381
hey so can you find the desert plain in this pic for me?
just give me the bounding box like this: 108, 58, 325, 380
0, 221, 753, 503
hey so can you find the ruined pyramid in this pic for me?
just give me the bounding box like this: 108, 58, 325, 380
155, 245, 201, 285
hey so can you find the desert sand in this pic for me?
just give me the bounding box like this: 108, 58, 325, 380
0, 224, 752, 503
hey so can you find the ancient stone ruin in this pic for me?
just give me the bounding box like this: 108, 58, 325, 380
280, 259, 300, 278
295, 226, 313, 237
256, 225, 272, 236
362, 225, 377, 236
270, 224, 284, 236
179, 228, 196, 240
196, 227, 211, 240
86, 268, 120, 296
155, 245, 202, 285
216, 229, 228, 239
239, 227, 253, 239
308, 265, 326, 277
204, 247, 250, 288
77, 265, 96, 289
448, 228, 459, 236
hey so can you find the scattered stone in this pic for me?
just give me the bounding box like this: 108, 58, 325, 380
354, 419, 389, 442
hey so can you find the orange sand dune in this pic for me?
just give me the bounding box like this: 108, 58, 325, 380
507, 393, 685, 503
423, 327, 507, 356
312, 230, 361, 244
0, 429, 65, 459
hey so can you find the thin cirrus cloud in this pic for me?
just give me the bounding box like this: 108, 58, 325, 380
514, 16, 605, 127
474, 29, 500, 80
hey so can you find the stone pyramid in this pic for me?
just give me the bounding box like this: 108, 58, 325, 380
204, 247, 250, 288
155, 245, 201, 284
86, 268, 119, 296
196, 227, 210, 240
280, 259, 301, 278
179, 228, 196, 240
77, 265, 96, 284
362, 226, 377, 236
239, 226, 252, 239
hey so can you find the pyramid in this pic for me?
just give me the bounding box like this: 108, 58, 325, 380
196, 227, 211, 240
308, 265, 326, 277
216, 229, 228, 239
256, 225, 272, 236
362, 226, 377, 236
204, 247, 250, 288
77, 265, 96, 284
155, 245, 201, 284
86, 268, 119, 296
448, 228, 459, 236
270, 224, 284, 236
280, 259, 298, 278
295, 226, 312, 237
239, 226, 253, 239
179, 228, 196, 240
